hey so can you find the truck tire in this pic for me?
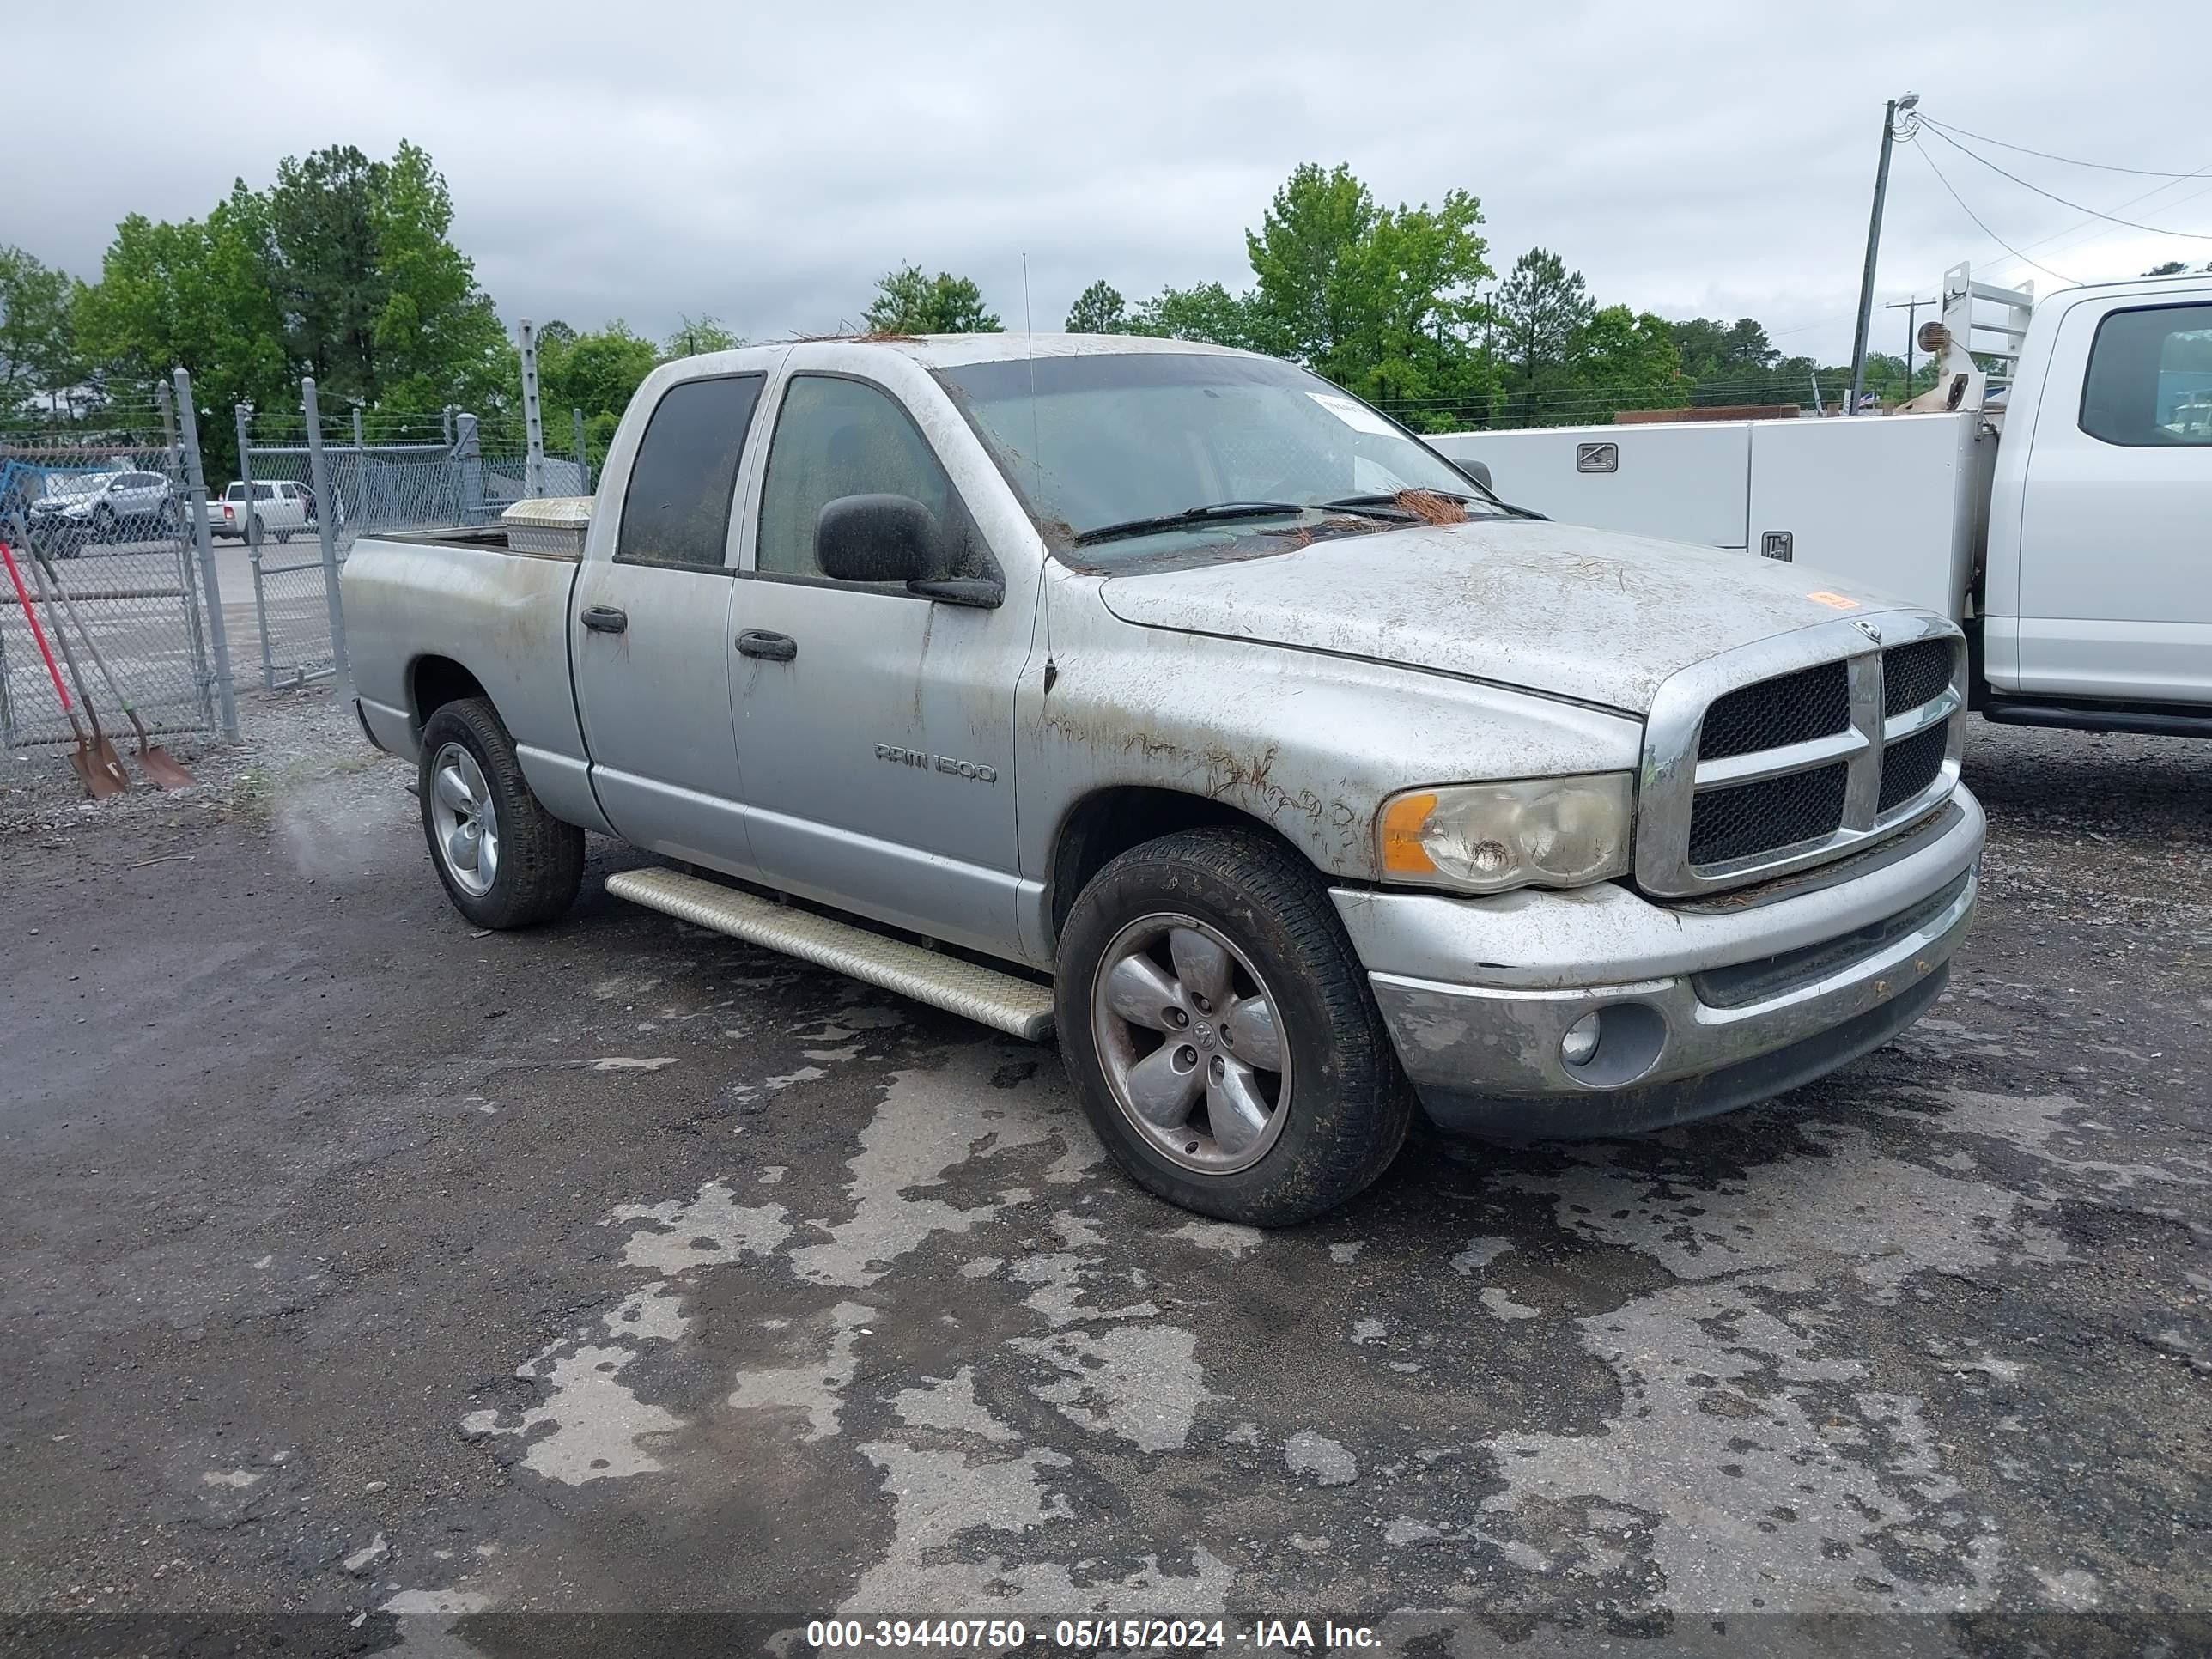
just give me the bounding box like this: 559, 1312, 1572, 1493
418, 697, 584, 930
1054, 827, 1413, 1225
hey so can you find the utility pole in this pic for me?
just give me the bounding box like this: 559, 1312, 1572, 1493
1885, 295, 1933, 399
1848, 93, 1919, 416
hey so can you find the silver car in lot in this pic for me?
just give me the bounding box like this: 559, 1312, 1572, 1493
26, 468, 181, 554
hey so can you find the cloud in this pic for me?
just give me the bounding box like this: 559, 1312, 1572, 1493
11, 1, 2207, 361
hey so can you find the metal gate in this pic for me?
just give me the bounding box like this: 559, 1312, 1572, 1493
0, 377, 237, 750
235, 393, 582, 693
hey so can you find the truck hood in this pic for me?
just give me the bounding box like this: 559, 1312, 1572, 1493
1097, 520, 1911, 715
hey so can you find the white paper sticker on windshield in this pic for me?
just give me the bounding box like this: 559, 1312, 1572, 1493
1307, 392, 1398, 436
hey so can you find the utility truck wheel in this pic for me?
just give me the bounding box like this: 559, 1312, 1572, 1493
1054, 827, 1413, 1225
418, 697, 583, 930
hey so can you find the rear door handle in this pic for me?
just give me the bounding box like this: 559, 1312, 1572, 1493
737, 629, 797, 662
581, 605, 628, 634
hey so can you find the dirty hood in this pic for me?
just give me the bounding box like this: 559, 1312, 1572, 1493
1097, 520, 1913, 715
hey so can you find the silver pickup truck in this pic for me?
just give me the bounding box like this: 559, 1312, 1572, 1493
343, 334, 1984, 1224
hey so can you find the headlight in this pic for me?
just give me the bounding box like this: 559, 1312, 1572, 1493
1378, 774, 1634, 894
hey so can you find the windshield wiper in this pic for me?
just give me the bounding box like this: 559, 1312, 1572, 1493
1072, 501, 1310, 547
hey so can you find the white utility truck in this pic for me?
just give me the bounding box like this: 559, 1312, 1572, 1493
1432, 265, 2212, 738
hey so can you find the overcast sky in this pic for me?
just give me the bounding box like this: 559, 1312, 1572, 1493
11, 3, 2209, 364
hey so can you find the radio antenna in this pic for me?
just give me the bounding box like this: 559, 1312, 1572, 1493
1021, 253, 1053, 665
1021, 253, 1044, 526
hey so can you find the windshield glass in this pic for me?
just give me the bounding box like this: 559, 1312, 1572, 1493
934, 351, 1500, 564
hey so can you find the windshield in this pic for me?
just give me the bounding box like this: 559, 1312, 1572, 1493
933, 351, 1502, 564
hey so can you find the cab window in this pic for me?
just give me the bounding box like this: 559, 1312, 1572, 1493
2080, 302, 2212, 446
614, 374, 765, 569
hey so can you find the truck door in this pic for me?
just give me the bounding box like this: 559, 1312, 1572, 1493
2012, 296, 2212, 702
727, 368, 1033, 958
569, 371, 767, 875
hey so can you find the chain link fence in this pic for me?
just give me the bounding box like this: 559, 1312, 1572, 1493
0, 397, 230, 752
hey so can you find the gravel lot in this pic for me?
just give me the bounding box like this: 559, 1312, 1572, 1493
2, 693, 2206, 1656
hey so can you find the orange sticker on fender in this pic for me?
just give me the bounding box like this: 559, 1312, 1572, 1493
1806, 589, 1861, 610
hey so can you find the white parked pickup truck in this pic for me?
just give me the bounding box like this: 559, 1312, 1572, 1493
218, 479, 332, 542
342, 334, 1984, 1224
1432, 265, 2212, 739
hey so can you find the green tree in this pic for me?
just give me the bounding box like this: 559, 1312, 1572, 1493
1065, 279, 1127, 334
1244, 162, 1380, 374
76, 139, 507, 428
1567, 305, 1682, 420
1124, 281, 1259, 349
862, 265, 1001, 334
666, 313, 741, 356
0, 246, 85, 414
362, 142, 511, 410
2143, 260, 2188, 276
1493, 248, 1592, 416
264, 144, 383, 394
74, 194, 291, 438
1671, 316, 1776, 380
538, 321, 660, 441
1335, 190, 1495, 423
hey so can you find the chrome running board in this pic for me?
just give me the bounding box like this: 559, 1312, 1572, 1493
604, 866, 1054, 1042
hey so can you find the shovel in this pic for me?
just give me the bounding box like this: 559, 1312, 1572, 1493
0, 537, 127, 797
22, 544, 131, 794
36, 545, 197, 789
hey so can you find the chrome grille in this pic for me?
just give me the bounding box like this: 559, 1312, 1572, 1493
1882, 639, 1953, 718
1689, 763, 1850, 865
1636, 618, 1966, 897
1698, 660, 1850, 761
1878, 722, 1949, 812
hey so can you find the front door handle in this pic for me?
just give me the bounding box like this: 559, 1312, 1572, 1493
737, 629, 797, 662
581, 605, 628, 634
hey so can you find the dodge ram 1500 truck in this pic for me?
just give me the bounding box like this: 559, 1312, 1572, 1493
342, 333, 1984, 1224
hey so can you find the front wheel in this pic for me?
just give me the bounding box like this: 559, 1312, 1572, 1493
418, 697, 584, 929
1054, 827, 1413, 1225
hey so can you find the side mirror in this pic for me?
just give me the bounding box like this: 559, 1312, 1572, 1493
1457, 458, 1493, 492
816, 493, 945, 585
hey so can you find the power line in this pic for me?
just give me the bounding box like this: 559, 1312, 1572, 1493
1906, 139, 2081, 285
1920, 124, 2212, 240
2008, 175, 2212, 276
1919, 115, 2206, 179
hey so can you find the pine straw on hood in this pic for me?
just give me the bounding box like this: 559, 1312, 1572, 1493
1392, 489, 1472, 526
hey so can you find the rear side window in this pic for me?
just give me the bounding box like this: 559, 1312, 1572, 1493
2080, 302, 2212, 447
615, 374, 764, 569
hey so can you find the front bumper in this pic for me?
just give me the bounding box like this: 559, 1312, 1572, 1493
1333, 787, 1984, 1139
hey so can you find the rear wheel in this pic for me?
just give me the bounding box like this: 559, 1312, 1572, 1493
1054, 827, 1413, 1225
418, 697, 584, 929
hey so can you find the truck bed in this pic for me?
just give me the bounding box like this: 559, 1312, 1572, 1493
343, 522, 603, 832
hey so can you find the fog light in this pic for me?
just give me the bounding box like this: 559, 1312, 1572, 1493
1561, 1012, 1602, 1068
